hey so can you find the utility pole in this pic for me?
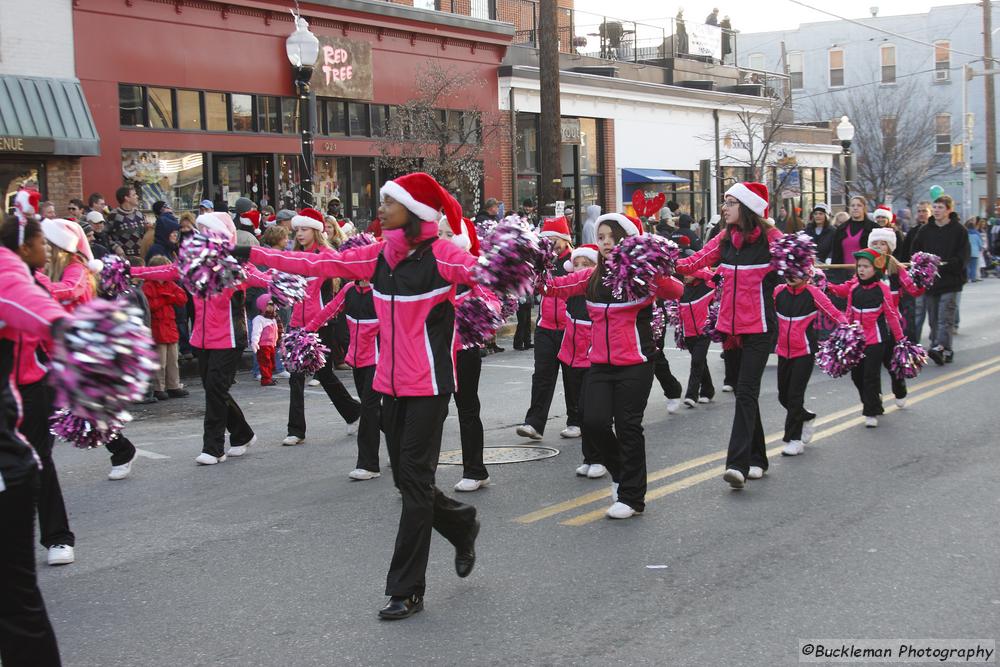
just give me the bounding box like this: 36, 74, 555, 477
983, 0, 997, 217
539, 0, 562, 216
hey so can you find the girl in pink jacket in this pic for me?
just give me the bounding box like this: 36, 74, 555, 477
543, 213, 683, 520
240, 173, 482, 621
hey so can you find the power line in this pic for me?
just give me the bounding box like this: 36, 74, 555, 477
792, 65, 959, 101
786, 0, 997, 63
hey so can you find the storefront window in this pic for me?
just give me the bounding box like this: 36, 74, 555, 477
371, 105, 389, 136
282, 98, 298, 134
350, 158, 376, 227
277, 154, 302, 210
257, 96, 280, 133
1, 161, 44, 211
325, 100, 346, 135
119, 84, 145, 127
231, 94, 254, 132
177, 90, 202, 130
314, 156, 349, 212
206, 92, 228, 131
348, 103, 369, 136
122, 150, 204, 211
147, 87, 174, 129
516, 113, 538, 173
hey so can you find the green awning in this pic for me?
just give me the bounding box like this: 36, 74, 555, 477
0, 76, 100, 156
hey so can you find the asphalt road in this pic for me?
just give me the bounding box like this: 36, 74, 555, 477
37, 279, 1000, 666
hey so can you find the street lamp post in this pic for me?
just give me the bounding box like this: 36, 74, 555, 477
286, 13, 320, 209
836, 115, 855, 207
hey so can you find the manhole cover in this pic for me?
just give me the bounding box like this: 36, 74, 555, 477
439, 445, 560, 465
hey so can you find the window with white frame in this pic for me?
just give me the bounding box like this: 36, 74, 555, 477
935, 114, 951, 153
880, 44, 896, 84
748, 53, 766, 70
934, 41, 950, 82
788, 52, 803, 90
829, 48, 844, 87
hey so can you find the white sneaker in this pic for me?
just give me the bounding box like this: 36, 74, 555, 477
666, 398, 681, 414
801, 419, 816, 444
516, 424, 543, 440
723, 468, 745, 488
195, 452, 226, 465
252, 373, 261, 381
47, 544, 75, 566
348, 468, 381, 481
683, 397, 697, 408
698, 396, 712, 404
865, 416, 879, 428
782, 440, 805, 456
107, 454, 136, 480
606, 501, 639, 519
308, 378, 321, 387
722, 384, 734, 392
587, 463, 608, 479
894, 397, 907, 409
346, 421, 359, 436
575, 463, 591, 477
611, 481, 619, 502
454, 477, 490, 492
282, 435, 305, 446
747, 466, 765, 479
227, 435, 257, 458
560, 425, 581, 439
275, 371, 291, 379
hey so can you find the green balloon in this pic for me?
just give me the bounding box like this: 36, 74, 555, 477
929, 185, 944, 200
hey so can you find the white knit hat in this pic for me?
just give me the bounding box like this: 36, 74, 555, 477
868, 228, 897, 252
42, 218, 104, 272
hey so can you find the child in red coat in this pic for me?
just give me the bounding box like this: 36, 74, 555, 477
141, 255, 189, 400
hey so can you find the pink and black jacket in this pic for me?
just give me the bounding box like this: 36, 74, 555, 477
773, 283, 846, 359
133, 264, 270, 350
454, 283, 502, 351
306, 282, 379, 369
249, 238, 478, 397
677, 270, 717, 338
544, 267, 683, 367
557, 293, 592, 368
827, 279, 905, 346
536, 249, 572, 331
888, 265, 925, 308
676, 225, 784, 336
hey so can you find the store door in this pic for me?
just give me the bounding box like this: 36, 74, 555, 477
213, 154, 274, 212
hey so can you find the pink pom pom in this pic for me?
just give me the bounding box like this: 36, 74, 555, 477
602, 235, 680, 301
810, 267, 828, 291
499, 294, 519, 320
50, 409, 123, 449
769, 232, 816, 280
816, 322, 867, 377
339, 232, 378, 252
703, 300, 724, 343
650, 302, 667, 342
177, 232, 246, 298
908, 252, 941, 289
98, 254, 131, 298
456, 297, 503, 349
890, 339, 927, 380
474, 223, 541, 298
279, 328, 330, 374
267, 270, 307, 309
49, 299, 157, 433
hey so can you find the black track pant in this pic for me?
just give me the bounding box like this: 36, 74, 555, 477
574, 368, 602, 464
777, 355, 815, 442
582, 362, 654, 512
287, 325, 361, 439
352, 365, 382, 472
513, 299, 533, 348
0, 474, 62, 667
723, 347, 742, 387
653, 329, 682, 399
683, 335, 715, 400
881, 335, 907, 400
195, 348, 254, 458
523, 327, 570, 433
382, 394, 478, 597
852, 344, 885, 417
724, 333, 772, 476
454, 348, 487, 480
18, 380, 74, 548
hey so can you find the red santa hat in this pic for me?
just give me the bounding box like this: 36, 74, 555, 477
42, 218, 104, 272
539, 216, 572, 242
241, 209, 262, 236
338, 219, 356, 236
292, 207, 324, 231
448, 217, 481, 256
873, 205, 893, 224
563, 244, 599, 272
196, 211, 237, 242
725, 182, 770, 219
14, 187, 42, 222
596, 212, 643, 237
379, 172, 462, 237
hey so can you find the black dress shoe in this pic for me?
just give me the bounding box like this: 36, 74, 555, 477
153, 391, 169, 401
455, 519, 480, 578
378, 594, 423, 620
524, 342, 534, 350
167, 388, 190, 398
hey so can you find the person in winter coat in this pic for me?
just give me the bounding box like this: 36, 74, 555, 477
146, 204, 181, 262
543, 213, 684, 519
803, 203, 835, 262
829, 196, 876, 279
675, 182, 784, 490
581, 204, 601, 245
250, 294, 280, 386
677, 269, 717, 407
142, 255, 189, 400
966, 220, 984, 282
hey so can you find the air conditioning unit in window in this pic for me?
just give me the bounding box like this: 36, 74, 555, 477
935, 69, 950, 82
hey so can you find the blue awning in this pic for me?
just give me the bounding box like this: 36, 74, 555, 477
621, 168, 690, 184
0, 76, 100, 156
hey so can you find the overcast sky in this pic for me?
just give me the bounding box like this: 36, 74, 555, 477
573, 0, 981, 34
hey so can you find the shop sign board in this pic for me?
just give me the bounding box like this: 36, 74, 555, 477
561, 118, 581, 145
0, 136, 55, 153
309, 36, 374, 101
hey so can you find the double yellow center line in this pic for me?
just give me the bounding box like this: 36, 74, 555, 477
514, 355, 1000, 527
